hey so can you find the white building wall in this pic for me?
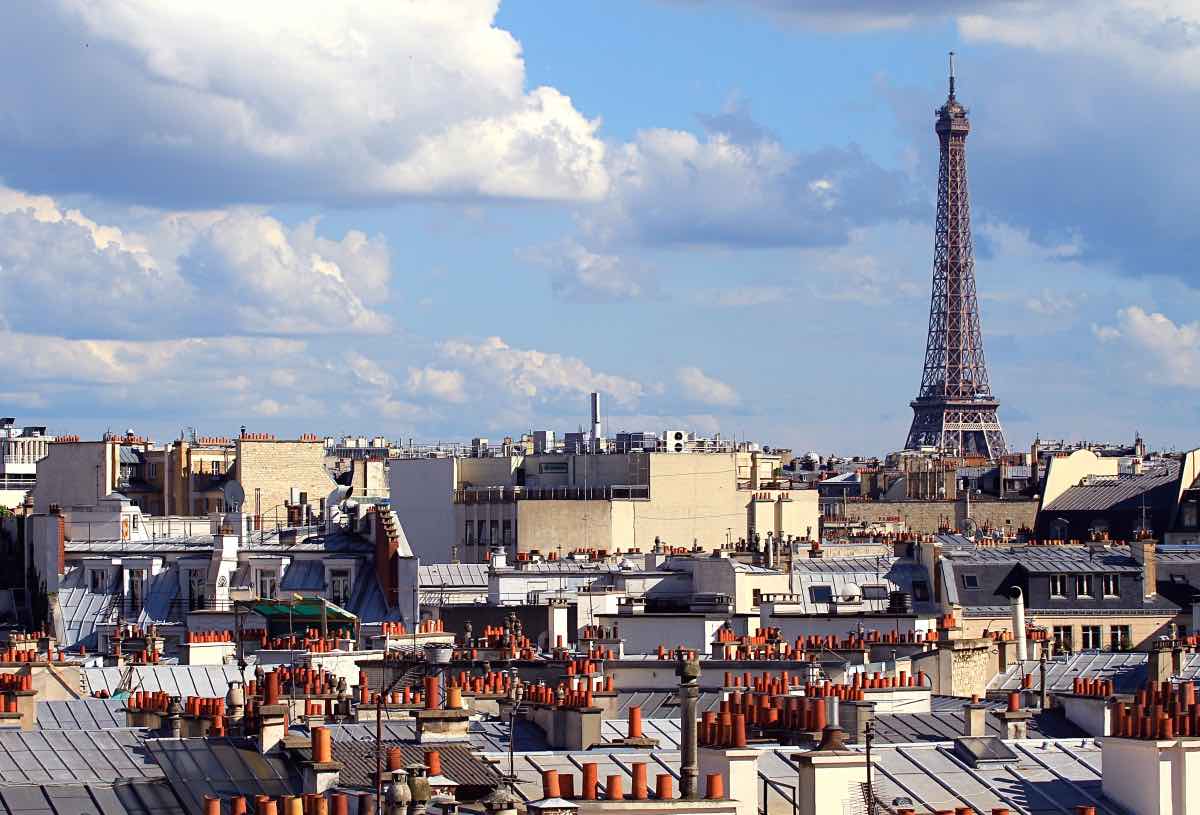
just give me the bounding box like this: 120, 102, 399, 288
31, 442, 113, 513
388, 457, 459, 562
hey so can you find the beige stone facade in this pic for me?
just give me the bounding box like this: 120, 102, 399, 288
837, 497, 1038, 536
234, 440, 335, 527
390, 450, 820, 562
961, 611, 1175, 652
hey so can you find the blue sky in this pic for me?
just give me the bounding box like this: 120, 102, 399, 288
2, 0, 1199, 455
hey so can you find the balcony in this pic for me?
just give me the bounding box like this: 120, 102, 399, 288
453, 484, 649, 504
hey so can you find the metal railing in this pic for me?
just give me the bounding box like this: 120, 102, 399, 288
454, 484, 650, 504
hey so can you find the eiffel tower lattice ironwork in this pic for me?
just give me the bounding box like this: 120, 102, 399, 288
904, 53, 1007, 459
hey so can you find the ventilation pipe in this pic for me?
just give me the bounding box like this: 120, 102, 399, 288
1010, 587, 1027, 662
590, 392, 602, 450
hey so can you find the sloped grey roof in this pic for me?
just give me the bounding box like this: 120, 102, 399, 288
145, 737, 301, 812
85, 666, 254, 698
987, 652, 1152, 693
279, 559, 325, 592
36, 699, 130, 731
947, 545, 1141, 574
57, 569, 112, 649
323, 719, 549, 752
0, 780, 184, 815
0, 730, 161, 784
420, 563, 488, 588
787, 557, 933, 613
1043, 460, 1179, 512
613, 689, 724, 718
495, 740, 1117, 815
868, 709, 1084, 744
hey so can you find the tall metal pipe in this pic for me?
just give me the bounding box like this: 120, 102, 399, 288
589, 392, 602, 446
676, 650, 700, 799
1010, 587, 1027, 662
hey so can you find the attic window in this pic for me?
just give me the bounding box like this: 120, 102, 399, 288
912, 580, 930, 601
809, 585, 834, 604
962, 574, 980, 589
862, 585, 888, 600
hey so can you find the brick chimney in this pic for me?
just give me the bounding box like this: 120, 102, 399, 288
963, 697, 988, 738
1131, 540, 1158, 599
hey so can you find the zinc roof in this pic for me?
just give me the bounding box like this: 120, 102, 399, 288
987, 652, 1153, 693
0, 780, 184, 815
0, 730, 162, 784
497, 740, 1117, 815
36, 699, 131, 731
419, 563, 488, 588
1043, 460, 1180, 513
144, 737, 301, 814
85, 666, 254, 699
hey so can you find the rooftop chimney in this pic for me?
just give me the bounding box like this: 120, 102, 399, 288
1010, 588, 1027, 662
590, 393, 602, 448
963, 697, 988, 738
1131, 540, 1158, 599
677, 649, 701, 799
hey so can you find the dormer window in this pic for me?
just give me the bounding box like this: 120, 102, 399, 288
328, 569, 351, 606
89, 569, 107, 593
257, 570, 278, 600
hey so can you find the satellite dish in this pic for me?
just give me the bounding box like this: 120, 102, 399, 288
841, 583, 862, 602
222, 481, 245, 511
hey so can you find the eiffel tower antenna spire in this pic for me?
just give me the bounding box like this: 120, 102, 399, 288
903, 55, 1007, 460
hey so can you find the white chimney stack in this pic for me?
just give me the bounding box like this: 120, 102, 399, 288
590, 392, 602, 447
1010, 587, 1027, 662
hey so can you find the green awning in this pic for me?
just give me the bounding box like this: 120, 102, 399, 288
246, 600, 352, 638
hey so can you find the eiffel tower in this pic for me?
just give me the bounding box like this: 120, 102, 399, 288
904, 54, 1007, 459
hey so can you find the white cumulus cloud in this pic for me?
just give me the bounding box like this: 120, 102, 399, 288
0, 1, 607, 206
439, 336, 645, 407
406, 367, 468, 404
676, 366, 740, 406
0, 186, 391, 338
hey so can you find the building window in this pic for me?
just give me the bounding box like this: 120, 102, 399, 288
257, 570, 278, 600
1050, 574, 1068, 597
188, 570, 206, 611
911, 580, 930, 602
1110, 625, 1131, 651
961, 574, 979, 590
861, 585, 888, 601
328, 569, 351, 606
1075, 574, 1093, 598
809, 585, 834, 604
1080, 625, 1102, 650
1052, 625, 1073, 652
89, 570, 107, 593
127, 570, 146, 614
752, 589, 763, 606
464, 522, 475, 546
148, 463, 158, 479
1184, 502, 1199, 529
502, 520, 513, 546
1102, 574, 1120, 597
477, 520, 487, 546
490, 520, 500, 547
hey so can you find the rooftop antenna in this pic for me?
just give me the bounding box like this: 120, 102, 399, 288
948, 50, 956, 100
